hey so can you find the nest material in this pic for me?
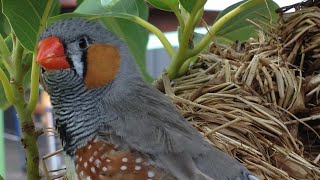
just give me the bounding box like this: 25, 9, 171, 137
159, 5, 320, 180
45, 3, 320, 180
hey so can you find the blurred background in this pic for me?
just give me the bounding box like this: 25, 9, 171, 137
1, 0, 301, 179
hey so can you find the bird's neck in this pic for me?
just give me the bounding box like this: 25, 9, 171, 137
49, 82, 108, 156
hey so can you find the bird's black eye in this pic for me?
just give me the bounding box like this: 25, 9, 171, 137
78, 37, 89, 50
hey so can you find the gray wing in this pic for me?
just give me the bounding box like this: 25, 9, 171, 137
100, 83, 257, 180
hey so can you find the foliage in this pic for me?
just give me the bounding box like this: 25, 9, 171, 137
215, 0, 279, 44
146, 0, 279, 78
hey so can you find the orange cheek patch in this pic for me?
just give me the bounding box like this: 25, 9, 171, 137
85, 44, 120, 89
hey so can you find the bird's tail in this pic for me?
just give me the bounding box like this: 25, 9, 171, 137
193, 147, 256, 180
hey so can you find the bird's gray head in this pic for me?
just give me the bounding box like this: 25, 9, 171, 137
38, 17, 140, 92
37, 17, 142, 155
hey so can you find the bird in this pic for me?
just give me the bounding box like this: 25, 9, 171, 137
36, 17, 258, 180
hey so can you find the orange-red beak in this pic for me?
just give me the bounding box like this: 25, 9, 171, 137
36, 36, 70, 70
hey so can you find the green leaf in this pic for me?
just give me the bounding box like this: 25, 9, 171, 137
193, 32, 205, 45
23, 53, 33, 89
2, 0, 60, 51
50, 0, 61, 16
77, 0, 85, 6
146, 0, 178, 11
0, 63, 10, 110
100, 0, 141, 16
74, 0, 152, 81
179, 0, 197, 13
0, 86, 10, 109
0, 0, 10, 37
0, 34, 10, 60
0, 1, 10, 110
100, 0, 121, 10
215, 0, 279, 45
4, 34, 12, 52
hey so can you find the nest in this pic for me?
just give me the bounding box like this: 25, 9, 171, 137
157, 4, 320, 180
44, 2, 320, 180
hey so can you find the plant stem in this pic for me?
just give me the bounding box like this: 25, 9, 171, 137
15, 103, 40, 180
10, 36, 40, 179
192, 7, 204, 29
177, 56, 196, 77
167, 0, 265, 79
172, 6, 185, 30
27, 0, 55, 113
167, 0, 207, 79
190, 0, 264, 57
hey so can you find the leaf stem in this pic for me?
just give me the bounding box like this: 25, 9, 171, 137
192, 7, 204, 29
27, 0, 54, 113
0, 58, 11, 76
166, 0, 207, 79
172, 6, 185, 30
26, 55, 39, 113
0, 67, 15, 104
0, 34, 12, 74
132, 16, 175, 57
190, 0, 264, 57
13, 40, 24, 85
0, 35, 10, 60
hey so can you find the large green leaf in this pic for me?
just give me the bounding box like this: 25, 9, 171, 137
1, 0, 60, 51
146, 0, 178, 11
75, 0, 151, 81
215, 0, 279, 45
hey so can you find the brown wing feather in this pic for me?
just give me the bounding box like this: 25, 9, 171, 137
74, 137, 176, 180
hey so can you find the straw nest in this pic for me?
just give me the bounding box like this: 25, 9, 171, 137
44, 2, 320, 180
157, 4, 320, 180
